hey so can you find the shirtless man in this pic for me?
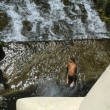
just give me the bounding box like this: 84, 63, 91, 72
66, 57, 77, 87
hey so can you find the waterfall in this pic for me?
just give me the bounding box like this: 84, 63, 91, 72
0, 0, 109, 41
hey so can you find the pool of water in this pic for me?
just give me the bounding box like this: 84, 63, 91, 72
0, 39, 110, 110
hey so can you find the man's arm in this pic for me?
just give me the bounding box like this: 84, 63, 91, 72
65, 64, 69, 84
66, 74, 69, 84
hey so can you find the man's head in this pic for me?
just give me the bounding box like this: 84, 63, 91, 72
69, 57, 75, 63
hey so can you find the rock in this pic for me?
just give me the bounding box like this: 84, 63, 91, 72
0, 10, 9, 31
105, 3, 110, 17
21, 20, 33, 38
0, 84, 4, 91
61, 0, 71, 6
0, 96, 7, 109
51, 20, 73, 40
33, 0, 50, 13
22, 20, 32, 32
0, 45, 5, 61
0, 69, 9, 90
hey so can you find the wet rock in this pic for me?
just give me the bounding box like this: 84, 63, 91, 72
81, 15, 87, 23
79, 4, 87, 15
61, 0, 71, 6
93, 0, 110, 31
33, 0, 50, 13
51, 20, 73, 40
105, 3, 110, 17
0, 45, 5, 61
0, 97, 6, 108
0, 10, 9, 31
5, 0, 12, 2
41, 27, 49, 40
63, 4, 77, 19
21, 20, 33, 38
0, 84, 4, 91
22, 20, 32, 32
0, 70, 9, 90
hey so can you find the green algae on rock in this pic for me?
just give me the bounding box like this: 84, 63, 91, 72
0, 10, 9, 31
93, 0, 110, 31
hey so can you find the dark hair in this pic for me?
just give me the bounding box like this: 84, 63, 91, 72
70, 57, 75, 62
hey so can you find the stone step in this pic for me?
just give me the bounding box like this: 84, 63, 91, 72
16, 97, 84, 110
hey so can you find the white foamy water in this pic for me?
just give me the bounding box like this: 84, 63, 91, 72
0, 2, 27, 41
0, 0, 109, 41
48, 0, 65, 20
24, 0, 43, 32
6, 5, 27, 41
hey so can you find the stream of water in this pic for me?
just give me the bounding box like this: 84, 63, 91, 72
0, 0, 109, 41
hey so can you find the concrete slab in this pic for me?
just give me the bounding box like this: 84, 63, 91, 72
16, 97, 84, 110
80, 65, 110, 110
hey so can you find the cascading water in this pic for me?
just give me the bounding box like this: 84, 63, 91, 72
0, 0, 109, 41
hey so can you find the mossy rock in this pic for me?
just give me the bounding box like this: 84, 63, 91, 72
0, 46, 5, 61
93, 0, 110, 30
106, 18, 110, 25
33, 0, 50, 13
0, 10, 9, 31
97, 9, 104, 14
22, 20, 32, 31
105, 2, 110, 17
105, 18, 110, 31
62, 0, 71, 6
0, 41, 5, 47
51, 20, 73, 39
